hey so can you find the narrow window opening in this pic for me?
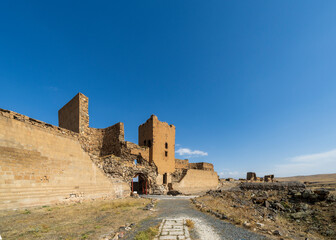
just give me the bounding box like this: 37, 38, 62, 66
165, 142, 168, 149
163, 173, 167, 184
165, 151, 168, 157
148, 140, 152, 147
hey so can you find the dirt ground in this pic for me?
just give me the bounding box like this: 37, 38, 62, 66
0, 197, 154, 240
195, 185, 336, 240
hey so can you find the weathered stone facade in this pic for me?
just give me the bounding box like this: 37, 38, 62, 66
0, 108, 129, 210
0, 92, 220, 209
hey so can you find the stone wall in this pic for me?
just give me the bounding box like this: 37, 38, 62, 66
59, 93, 125, 158
175, 159, 189, 169
189, 162, 214, 171
58, 93, 81, 133
0, 111, 130, 210
139, 115, 175, 174
171, 169, 219, 194
123, 142, 149, 161
100, 123, 124, 156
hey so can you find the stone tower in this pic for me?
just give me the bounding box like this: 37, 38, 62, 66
139, 115, 175, 184
58, 93, 89, 134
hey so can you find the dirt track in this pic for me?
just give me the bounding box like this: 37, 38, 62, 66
126, 196, 268, 240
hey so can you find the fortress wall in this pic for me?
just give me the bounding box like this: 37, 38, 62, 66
100, 123, 124, 156
0, 112, 130, 210
189, 162, 214, 171
171, 169, 219, 194
175, 159, 189, 169
124, 142, 149, 161
58, 93, 81, 133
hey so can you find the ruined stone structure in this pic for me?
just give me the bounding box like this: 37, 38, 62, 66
139, 115, 176, 185
246, 172, 275, 183
264, 174, 275, 182
247, 172, 257, 181
0, 93, 218, 210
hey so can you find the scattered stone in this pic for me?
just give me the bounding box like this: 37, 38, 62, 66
256, 222, 264, 228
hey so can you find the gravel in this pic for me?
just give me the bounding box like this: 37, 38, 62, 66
125, 196, 269, 240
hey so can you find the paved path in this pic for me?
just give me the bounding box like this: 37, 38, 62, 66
126, 196, 269, 240
154, 219, 190, 240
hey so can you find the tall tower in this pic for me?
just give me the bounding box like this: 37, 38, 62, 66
139, 115, 175, 181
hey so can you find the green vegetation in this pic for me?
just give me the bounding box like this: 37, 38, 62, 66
135, 226, 159, 240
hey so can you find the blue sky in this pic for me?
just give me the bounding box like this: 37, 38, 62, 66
1, 1, 336, 178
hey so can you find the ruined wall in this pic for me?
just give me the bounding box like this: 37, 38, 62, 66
0, 109, 129, 210
123, 142, 149, 161
58, 93, 89, 134
139, 115, 175, 174
189, 162, 214, 171
247, 172, 257, 181
59, 94, 124, 157
175, 159, 189, 169
100, 123, 124, 156
171, 169, 219, 194
58, 93, 81, 133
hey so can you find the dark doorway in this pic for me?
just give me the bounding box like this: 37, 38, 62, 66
131, 174, 149, 195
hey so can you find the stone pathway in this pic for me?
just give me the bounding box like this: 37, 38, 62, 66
154, 219, 190, 240
126, 196, 269, 240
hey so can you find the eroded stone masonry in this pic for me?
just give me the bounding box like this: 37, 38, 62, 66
0, 93, 218, 210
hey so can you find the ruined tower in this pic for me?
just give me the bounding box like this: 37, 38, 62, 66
58, 93, 89, 134
139, 115, 175, 184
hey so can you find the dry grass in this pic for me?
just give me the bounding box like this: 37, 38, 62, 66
277, 173, 336, 183
277, 173, 336, 196
185, 219, 194, 229
135, 225, 159, 240
0, 197, 153, 240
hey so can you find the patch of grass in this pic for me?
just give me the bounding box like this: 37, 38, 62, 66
135, 226, 159, 240
22, 209, 31, 214
186, 219, 194, 229
81, 230, 95, 239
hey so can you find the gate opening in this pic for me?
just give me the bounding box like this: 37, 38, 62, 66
131, 174, 148, 195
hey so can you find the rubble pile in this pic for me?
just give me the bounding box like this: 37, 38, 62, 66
195, 183, 336, 239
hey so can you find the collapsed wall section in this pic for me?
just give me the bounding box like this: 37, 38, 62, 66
0, 109, 129, 210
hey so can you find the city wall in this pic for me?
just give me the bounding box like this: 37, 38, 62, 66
171, 169, 219, 194
0, 109, 129, 210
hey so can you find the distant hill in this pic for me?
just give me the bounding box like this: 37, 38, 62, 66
277, 173, 336, 184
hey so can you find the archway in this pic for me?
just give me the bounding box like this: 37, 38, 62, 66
131, 173, 149, 195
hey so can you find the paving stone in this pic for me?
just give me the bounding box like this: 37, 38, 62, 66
155, 218, 190, 240
159, 236, 177, 240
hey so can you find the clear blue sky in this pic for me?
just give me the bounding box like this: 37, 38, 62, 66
1, 1, 336, 178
